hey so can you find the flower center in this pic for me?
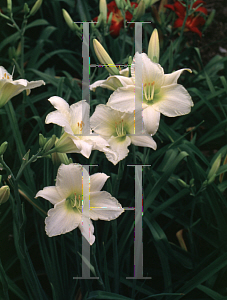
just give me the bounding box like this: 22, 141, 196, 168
66, 193, 82, 212
143, 81, 155, 101
73, 121, 84, 135
2, 72, 10, 80
115, 119, 126, 137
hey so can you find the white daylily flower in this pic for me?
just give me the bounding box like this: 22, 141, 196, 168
45, 96, 114, 159
107, 52, 193, 135
0, 66, 45, 108
90, 104, 157, 165
36, 164, 124, 244
90, 68, 131, 92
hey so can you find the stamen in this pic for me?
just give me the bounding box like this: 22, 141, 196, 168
143, 81, 155, 101
115, 119, 126, 137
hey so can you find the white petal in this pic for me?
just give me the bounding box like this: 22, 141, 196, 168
78, 217, 95, 245
24, 80, 45, 90
88, 134, 110, 148
69, 100, 90, 134
71, 139, 93, 158
153, 84, 193, 117
132, 52, 164, 89
90, 191, 124, 221
0, 66, 12, 80
45, 111, 73, 135
0, 81, 43, 107
130, 134, 157, 150
35, 186, 61, 204
90, 104, 116, 137
56, 164, 83, 199
163, 69, 192, 86
90, 173, 109, 192
103, 149, 119, 165
107, 85, 136, 113
90, 76, 133, 92
143, 106, 160, 135
48, 96, 70, 113
45, 200, 81, 237
119, 67, 129, 77
107, 135, 131, 164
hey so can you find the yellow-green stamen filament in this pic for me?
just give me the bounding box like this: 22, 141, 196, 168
144, 81, 155, 101
115, 119, 126, 137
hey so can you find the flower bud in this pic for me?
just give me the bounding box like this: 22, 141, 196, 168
207, 174, 216, 185
39, 133, 47, 148
23, 150, 30, 161
148, 28, 159, 63
93, 39, 119, 75
30, 0, 42, 16
0, 186, 10, 204
99, 0, 107, 25
8, 46, 17, 60
177, 179, 190, 188
7, 0, 12, 12
24, 3, 30, 15
52, 152, 70, 167
134, 0, 145, 20
0, 142, 8, 156
62, 9, 80, 31
0, 142, 8, 155
43, 135, 56, 153
207, 154, 222, 181
189, 178, 195, 186
107, 12, 113, 26
115, 0, 125, 10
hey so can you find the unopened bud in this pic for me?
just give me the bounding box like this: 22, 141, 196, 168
0, 142, 8, 156
177, 179, 190, 188
93, 39, 119, 75
62, 9, 80, 31
39, 133, 47, 148
148, 28, 159, 63
107, 12, 113, 26
115, 0, 125, 10
43, 135, 56, 153
24, 3, 30, 15
30, 0, 43, 16
8, 47, 16, 60
203, 9, 215, 31
134, 0, 145, 20
99, 0, 107, 24
189, 178, 195, 186
23, 150, 30, 161
52, 152, 70, 167
7, 0, 12, 12
207, 174, 216, 185
16, 42, 21, 57
0, 186, 10, 204
207, 154, 222, 181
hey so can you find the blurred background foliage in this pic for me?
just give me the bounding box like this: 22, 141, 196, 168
1, 0, 227, 299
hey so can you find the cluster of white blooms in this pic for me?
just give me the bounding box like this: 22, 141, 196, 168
1, 29, 193, 243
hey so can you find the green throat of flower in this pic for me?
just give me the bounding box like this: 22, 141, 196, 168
66, 193, 82, 212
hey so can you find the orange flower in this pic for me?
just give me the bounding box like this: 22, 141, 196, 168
94, 0, 138, 38
165, 0, 208, 37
